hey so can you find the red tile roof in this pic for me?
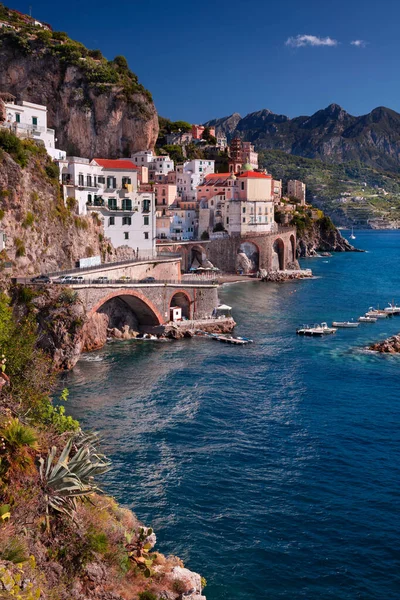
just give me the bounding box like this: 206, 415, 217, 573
237, 171, 271, 179
205, 173, 231, 178
93, 159, 139, 170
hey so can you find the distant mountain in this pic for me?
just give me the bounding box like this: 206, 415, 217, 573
205, 104, 400, 172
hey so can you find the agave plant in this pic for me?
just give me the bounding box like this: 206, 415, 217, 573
39, 433, 110, 526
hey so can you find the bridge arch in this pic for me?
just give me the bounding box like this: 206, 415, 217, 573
89, 290, 164, 326
290, 234, 296, 262
169, 290, 192, 319
237, 240, 260, 273
272, 238, 285, 270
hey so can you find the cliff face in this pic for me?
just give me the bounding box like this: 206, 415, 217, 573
296, 218, 356, 257
207, 104, 400, 172
0, 30, 158, 157
0, 146, 134, 275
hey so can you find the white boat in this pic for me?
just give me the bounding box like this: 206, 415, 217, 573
350, 226, 356, 240
297, 322, 337, 336
358, 316, 377, 323
332, 321, 359, 328
384, 302, 400, 315
365, 308, 387, 319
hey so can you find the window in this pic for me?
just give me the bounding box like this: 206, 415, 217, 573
124, 232, 129, 240
87, 175, 92, 187
32, 116, 38, 126
226, 217, 229, 224
98, 176, 105, 184
242, 217, 245, 223
78, 174, 84, 186
122, 216, 131, 226
241, 182, 245, 191
142, 199, 150, 213
122, 177, 131, 186
242, 207, 246, 213
144, 216, 149, 225
108, 198, 117, 210
122, 199, 132, 211
87, 194, 92, 204
107, 176, 116, 189
144, 232, 149, 239
109, 217, 115, 226
15, 113, 20, 123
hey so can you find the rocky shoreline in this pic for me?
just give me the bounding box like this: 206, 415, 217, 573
260, 268, 313, 282
369, 333, 400, 354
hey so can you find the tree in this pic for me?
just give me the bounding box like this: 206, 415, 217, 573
201, 127, 217, 145
171, 121, 191, 133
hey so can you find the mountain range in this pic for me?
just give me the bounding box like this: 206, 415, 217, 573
205, 104, 400, 173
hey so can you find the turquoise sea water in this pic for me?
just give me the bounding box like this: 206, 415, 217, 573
61, 230, 400, 600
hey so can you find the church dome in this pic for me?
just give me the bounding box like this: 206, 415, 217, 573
242, 162, 252, 172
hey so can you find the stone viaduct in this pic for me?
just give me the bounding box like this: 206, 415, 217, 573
74, 282, 219, 327
157, 226, 297, 273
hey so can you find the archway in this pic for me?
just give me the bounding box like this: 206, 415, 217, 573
272, 238, 285, 270
190, 244, 207, 269
90, 290, 164, 328
237, 241, 259, 273
169, 291, 191, 319
290, 235, 296, 262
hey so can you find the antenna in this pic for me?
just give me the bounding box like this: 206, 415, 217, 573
29, 5, 32, 17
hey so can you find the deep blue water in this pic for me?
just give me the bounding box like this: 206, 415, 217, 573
61, 231, 400, 600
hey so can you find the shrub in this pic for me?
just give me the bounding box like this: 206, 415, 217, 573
52, 30, 68, 41
40, 389, 80, 434
58, 288, 78, 305
74, 216, 89, 230
0, 209, 4, 220
14, 237, 26, 257
66, 196, 76, 211
45, 162, 59, 180
22, 211, 35, 228
0, 417, 38, 475
138, 592, 158, 600
172, 579, 187, 594
36, 29, 52, 43
0, 537, 28, 564
88, 48, 103, 60
87, 530, 108, 554
200, 231, 210, 240
113, 55, 128, 70
0, 129, 29, 167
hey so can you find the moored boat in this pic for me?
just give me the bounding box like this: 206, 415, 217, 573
358, 316, 377, 323
332, 321, 359, 328
297, 323, 337, 336
384, 302, 400, 315
365, 308, 388, 319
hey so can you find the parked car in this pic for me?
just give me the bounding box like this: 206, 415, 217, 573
30, 275, 51, 284
139, 276, 156, 283
53, 276, 72, 284
116, 276, 131, 283
69, 276, 85, 284
93, 276, 109, 284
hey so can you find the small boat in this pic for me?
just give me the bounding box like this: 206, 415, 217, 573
296, 323, 337, 336
215, 334, 253, 345
358, 316, 377, 323
384, 302, 400, 315
320, 252, 332, 257
365, 308, 388, 319
350, 226, 356, 240
332, 321, 359, 328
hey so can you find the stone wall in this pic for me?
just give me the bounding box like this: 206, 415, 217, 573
64, 258, 181, 282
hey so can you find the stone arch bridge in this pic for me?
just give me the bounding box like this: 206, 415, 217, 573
74, 282, 219, 329
157, 227, 297, 273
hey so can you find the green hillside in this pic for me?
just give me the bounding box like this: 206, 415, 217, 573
259, 150, 400, 228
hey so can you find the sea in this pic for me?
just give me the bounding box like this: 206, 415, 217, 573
60, 230, 400, 600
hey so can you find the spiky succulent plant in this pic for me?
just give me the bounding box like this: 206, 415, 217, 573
39, 433, 110, 523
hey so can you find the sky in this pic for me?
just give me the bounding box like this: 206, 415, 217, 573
7, 0, 400, 122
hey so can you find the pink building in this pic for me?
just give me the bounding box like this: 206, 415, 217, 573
192, 124, 216, 140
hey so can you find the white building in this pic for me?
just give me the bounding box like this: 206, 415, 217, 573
1, 95, 66, 160
59, 157, 156, 256
198, 171, 275, 237
130, 150, 174, 179
176, 159, 215, 201
170, 202, 197, 241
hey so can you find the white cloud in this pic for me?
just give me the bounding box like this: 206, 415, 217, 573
285, 34, 338, 48
351, 39, 367, 47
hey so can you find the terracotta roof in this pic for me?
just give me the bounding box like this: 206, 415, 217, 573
237, 171, 271, 179
205, 173, 231, 178
93, 159, 139, 170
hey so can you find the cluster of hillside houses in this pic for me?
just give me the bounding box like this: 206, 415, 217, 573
0, 94, 307, 257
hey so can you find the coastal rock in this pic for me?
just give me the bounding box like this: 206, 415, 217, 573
165, 566, 206, 600
82, 313, 109, 351
0, 97, 6, 123
297, 219, 358, 257
261, 270, 312, 282
369, 333, 400, 353
235, 252, 252, 274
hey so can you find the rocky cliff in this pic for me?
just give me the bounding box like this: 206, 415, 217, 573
0, 7, 158, 157
0, 137, 134, 275
295, 215, 357, 257
206, 104, 400, 172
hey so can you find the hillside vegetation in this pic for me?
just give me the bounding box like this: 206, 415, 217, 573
259, 150, 400, 228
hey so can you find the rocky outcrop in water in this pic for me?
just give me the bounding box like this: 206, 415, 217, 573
369, 334, 400, 353
297, 218, 358, 257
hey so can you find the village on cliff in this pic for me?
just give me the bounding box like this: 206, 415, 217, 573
0, 91, 310, 276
